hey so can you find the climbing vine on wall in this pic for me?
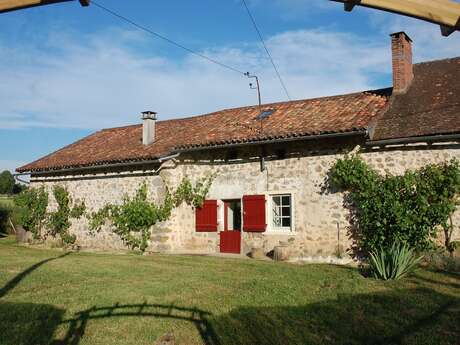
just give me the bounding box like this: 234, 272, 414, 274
14, 186, 48, 239
88, 175, 215, 252
15, 185, 86, 245
329, 155, 460, 255
47, 185, 86, 245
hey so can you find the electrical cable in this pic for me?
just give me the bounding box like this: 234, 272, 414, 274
241, 0, 291, 100
91, 0, 246, 75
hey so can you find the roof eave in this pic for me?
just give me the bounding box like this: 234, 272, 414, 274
175, 130, 368, 153
20, 131, 368, 174
21, 157, 163, 176
366, 132, 460, 147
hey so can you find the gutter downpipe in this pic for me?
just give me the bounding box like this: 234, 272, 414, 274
366, 133, 460, 147
154, 153, 180, 174
13, 173, 31, 185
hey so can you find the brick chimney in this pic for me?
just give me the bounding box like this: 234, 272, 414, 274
141, 111, 157, 145
391, 32, 414, 94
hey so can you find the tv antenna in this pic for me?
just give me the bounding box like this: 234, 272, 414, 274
244, 72, 261, 109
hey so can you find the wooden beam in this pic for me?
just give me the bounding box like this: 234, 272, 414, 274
0, 0, 88, 13
441, 24, 455, 36
344, 2, 356, 12
331, 0, 460, 34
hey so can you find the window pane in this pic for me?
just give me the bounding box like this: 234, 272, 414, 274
282, 217, 291, 227
271, 194, 292, 229
273, 217, 281, 227
282, 206, 290, 217
282, 195, 291, 205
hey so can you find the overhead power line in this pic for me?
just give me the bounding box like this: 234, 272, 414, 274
91, 1, 246, 75
241, 0, 291, 101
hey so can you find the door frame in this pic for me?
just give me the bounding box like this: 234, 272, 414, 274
222, 199, 242, 232
220, 199, 242, 254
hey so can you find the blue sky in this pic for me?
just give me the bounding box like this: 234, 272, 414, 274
1, 0, 459, 172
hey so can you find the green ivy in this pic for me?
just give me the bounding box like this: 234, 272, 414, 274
47, 185, 86, 245
330, 156, 460, 255
14, 186, 48, 239
89, 175, 214, 252
172, 174, 215, 208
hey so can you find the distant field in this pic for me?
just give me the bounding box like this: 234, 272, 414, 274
0, 196, 14, 207
0, 196, 18, 234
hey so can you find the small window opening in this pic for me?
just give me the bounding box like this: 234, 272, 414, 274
256, 109, 274, 120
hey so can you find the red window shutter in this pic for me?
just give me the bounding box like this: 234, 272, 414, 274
195, 200, 218, 232
243, 195, 266, 232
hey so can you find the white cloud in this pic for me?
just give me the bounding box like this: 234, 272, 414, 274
367, 10, 460, 62
15, 18, 459, 131
0, 26, 395, 130
387, 19, 460, 62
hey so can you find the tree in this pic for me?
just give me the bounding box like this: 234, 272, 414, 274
0, 171, 15, 195
12, 183, 26, 194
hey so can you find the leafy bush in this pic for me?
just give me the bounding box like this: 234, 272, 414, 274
369, 242, 423, 280
330, 156, 460, 255
89, 176, 214, 252
14, 187, 48, 239
47, 185, 86, 245
0, 203, 12, 235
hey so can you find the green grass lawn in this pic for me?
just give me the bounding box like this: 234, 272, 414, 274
0, 237, 459, 345
0, 196, 14, 206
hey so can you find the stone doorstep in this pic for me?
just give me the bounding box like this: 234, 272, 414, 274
205, 252, 250, 259
294, 256, 356, 265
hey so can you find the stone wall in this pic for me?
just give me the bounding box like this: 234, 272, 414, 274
31, 138, 460, 259
32, 167, 167, 250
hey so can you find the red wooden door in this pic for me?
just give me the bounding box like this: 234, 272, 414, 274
220, 201, 241, 254
220, 231, 241, 254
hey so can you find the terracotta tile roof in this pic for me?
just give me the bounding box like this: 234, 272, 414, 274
17, 90, 389, 172
371, 57, 460, 141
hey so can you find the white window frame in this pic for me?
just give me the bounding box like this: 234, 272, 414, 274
265, 192, 295, 234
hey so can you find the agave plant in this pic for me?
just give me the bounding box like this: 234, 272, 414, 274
369, 242, 424, 280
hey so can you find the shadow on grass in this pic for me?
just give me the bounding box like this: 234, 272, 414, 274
2, 288, 457, 345
209, 288, 459, 345
1, 254, 459, 345
0, 302, 64, 345
51, 303, 220, 345
0, 252, 71, 298
411, 272, 460, 290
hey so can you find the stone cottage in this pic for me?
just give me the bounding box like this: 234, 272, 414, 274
17, 32, 460, 259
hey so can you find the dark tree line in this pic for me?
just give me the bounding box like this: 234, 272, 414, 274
0, 170, 25, 195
